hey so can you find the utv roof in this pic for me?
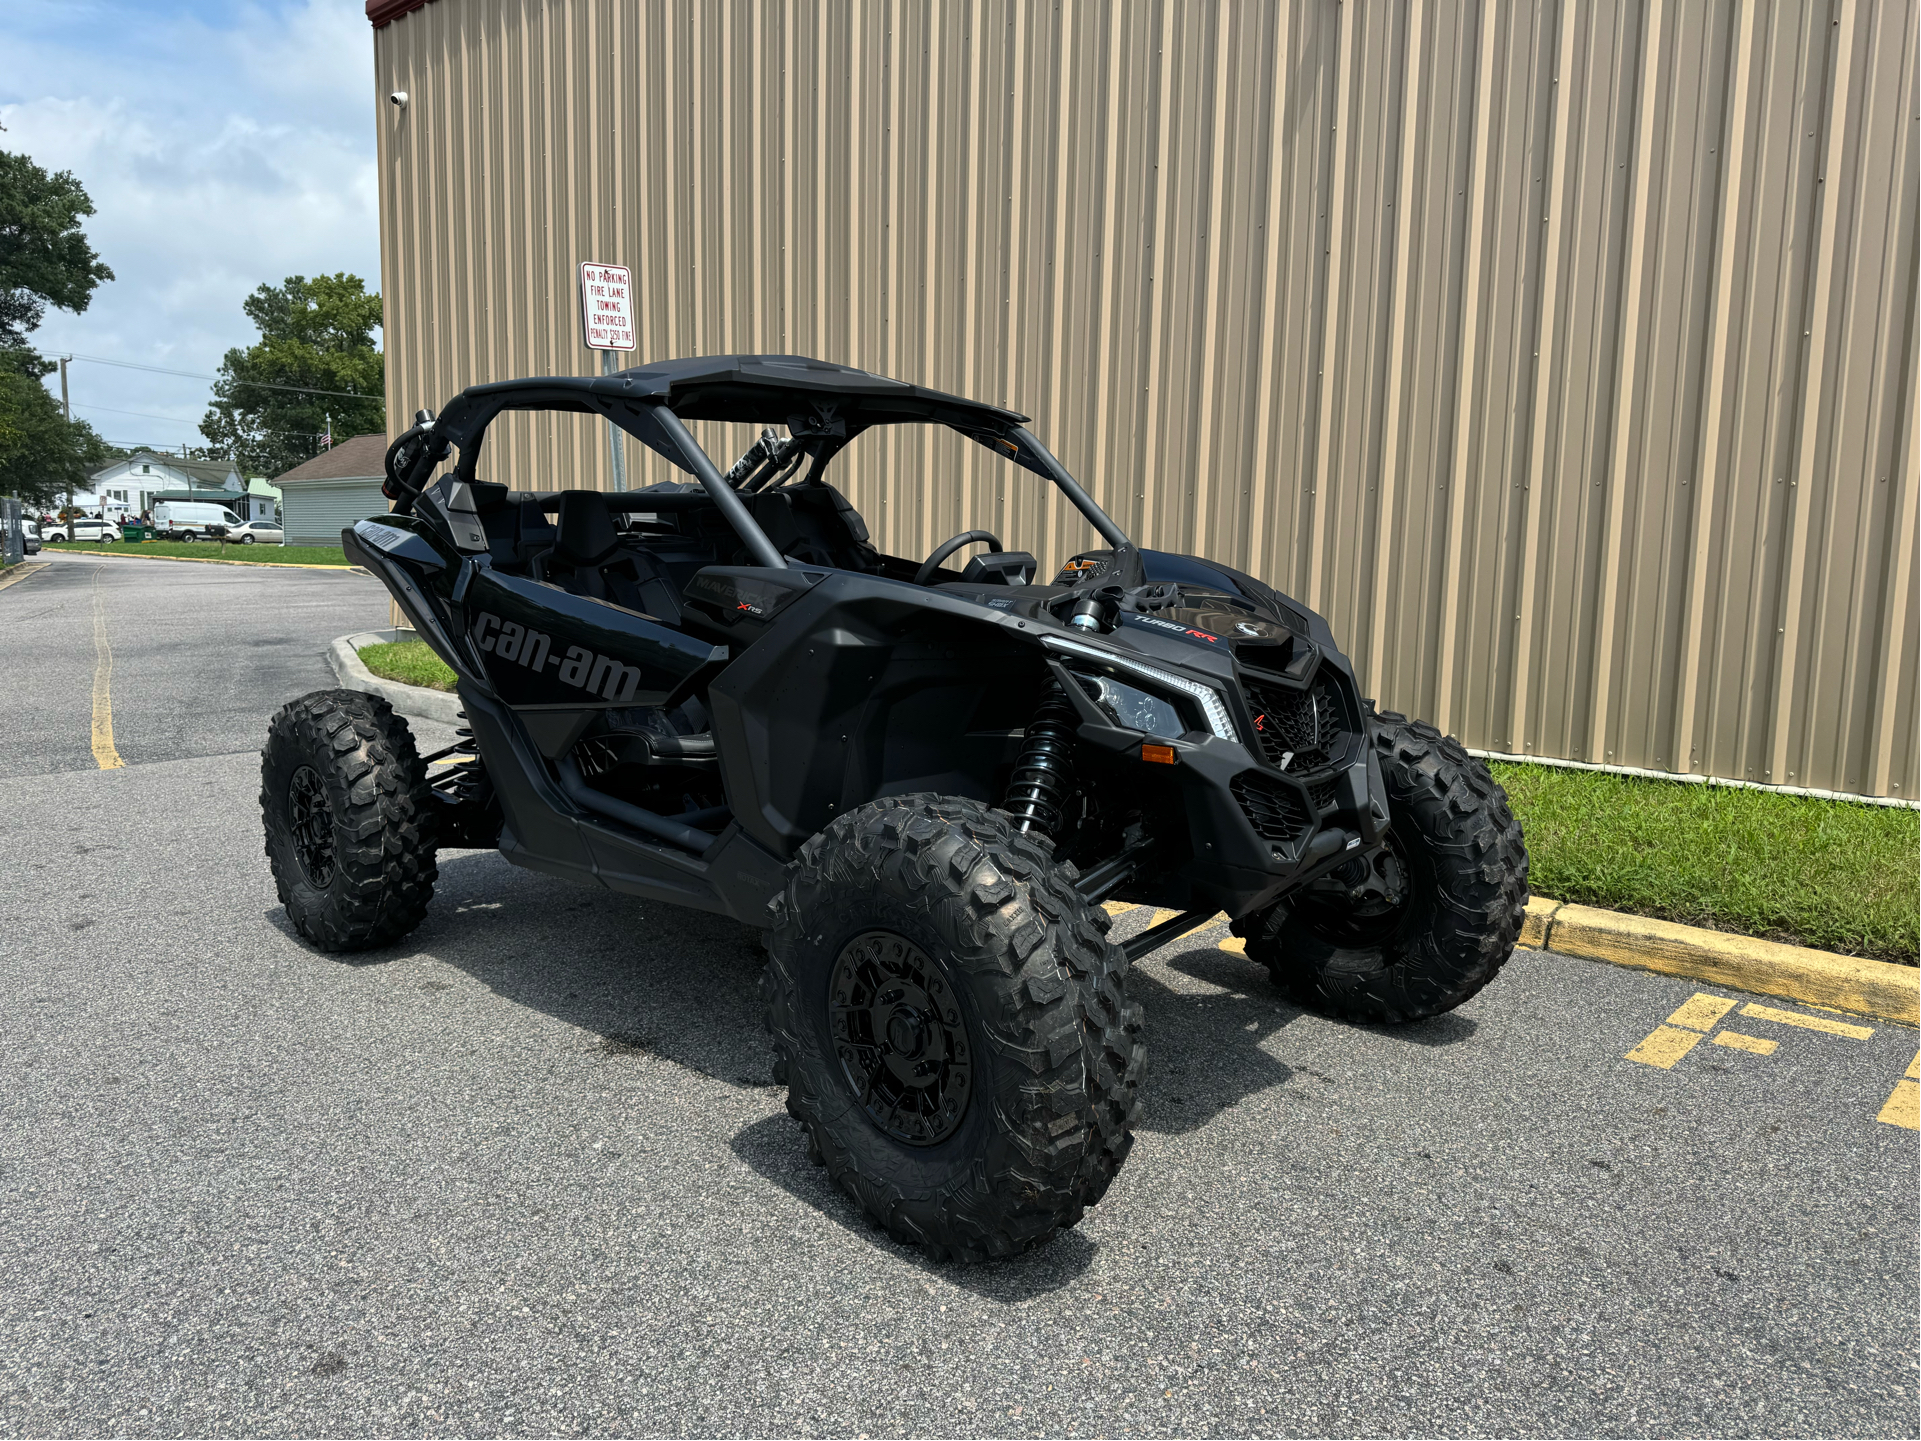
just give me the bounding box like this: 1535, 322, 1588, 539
417, 354, 1129, 563
435, 355, 1028, 446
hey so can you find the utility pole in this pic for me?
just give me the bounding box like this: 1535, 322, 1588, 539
59, 356, 73, 528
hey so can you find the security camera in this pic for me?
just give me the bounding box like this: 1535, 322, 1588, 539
389, 91, 408, 108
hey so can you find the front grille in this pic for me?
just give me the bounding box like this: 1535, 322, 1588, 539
1308, 778, 1342, 815
1242, 672, 1355, 774
1231, 771, 1314, 847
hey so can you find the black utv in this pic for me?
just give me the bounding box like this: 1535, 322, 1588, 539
262, 355, 1527, 1260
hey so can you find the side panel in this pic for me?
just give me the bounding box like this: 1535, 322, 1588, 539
463, 569, 726, 709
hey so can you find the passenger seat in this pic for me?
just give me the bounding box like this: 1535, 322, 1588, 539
532, 490, 684, 623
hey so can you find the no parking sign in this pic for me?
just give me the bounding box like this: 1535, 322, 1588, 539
579, 262, 635, 351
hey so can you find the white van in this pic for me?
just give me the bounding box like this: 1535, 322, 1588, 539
154, 500, 245, 541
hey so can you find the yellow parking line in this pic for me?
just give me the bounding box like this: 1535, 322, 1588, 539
90, 568, 124, 770
1711, 1031, 1777, 1056
1739, 1002, 1873, 1040
1876, 1079, 1919, 1130
1624, 1025, 1706, 1069
1667, 994, 1738, 1031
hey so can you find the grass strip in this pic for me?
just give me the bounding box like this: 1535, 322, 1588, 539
359, 639, 457, 692
60, 542, 351, 566
1490, 761, 1918, 965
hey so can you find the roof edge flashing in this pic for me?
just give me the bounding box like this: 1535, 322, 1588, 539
368, 0, 435, 29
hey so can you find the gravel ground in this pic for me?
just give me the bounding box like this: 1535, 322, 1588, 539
1, 554, 1914, 1437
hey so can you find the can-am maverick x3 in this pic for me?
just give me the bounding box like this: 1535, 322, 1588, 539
262, 355, 1527, 1260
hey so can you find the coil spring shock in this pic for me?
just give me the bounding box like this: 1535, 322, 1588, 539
1001, 684, 1080, 837
427, 720, 486, 801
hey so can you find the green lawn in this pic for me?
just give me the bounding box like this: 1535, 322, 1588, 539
59, 541, 352, 566
1491, 761, 1919, 964
359, 639, 457, 692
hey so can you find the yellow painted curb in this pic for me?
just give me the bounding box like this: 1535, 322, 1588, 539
1536, 899, 1918, 1027
1520, 896, 1562, 949
55, 548, 358, 572
0, 561, 48, 593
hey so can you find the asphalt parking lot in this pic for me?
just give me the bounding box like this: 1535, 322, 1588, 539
2, 553, 1916, 1437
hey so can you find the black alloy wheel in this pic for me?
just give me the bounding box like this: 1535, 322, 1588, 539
286, 765, 337, 886
829, 930, 972, 1145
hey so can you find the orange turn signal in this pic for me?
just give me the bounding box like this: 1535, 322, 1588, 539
1141, 743, 1177, 765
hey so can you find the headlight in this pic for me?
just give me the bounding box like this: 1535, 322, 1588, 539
1074, 671, 1185, 739
1046, 635, 1240, 743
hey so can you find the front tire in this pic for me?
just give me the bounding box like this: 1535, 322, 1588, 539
764, 795, 1144, 1261
261, 689, 438, 952
1245, 709, 1527, 1023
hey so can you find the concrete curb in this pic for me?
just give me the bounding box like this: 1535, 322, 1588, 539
53, 547, 364, 573
1524, 896, 1917, 1026
0, 561, 48, 593
327, 629, 465, 726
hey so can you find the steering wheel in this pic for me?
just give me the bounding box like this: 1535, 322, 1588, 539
914, 530, 1003, 586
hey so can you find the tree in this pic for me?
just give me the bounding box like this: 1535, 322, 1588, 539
0, 149, 114, 507
0, 149, 114, 348
0, 349, 111, 509
199, 273, 385, 478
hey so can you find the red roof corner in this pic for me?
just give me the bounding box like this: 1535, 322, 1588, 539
368, 0, 437, 28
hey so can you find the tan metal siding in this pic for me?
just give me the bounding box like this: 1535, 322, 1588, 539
374, 0, 1919, 799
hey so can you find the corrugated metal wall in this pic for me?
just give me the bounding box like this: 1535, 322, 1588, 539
373, 0, 1919, 798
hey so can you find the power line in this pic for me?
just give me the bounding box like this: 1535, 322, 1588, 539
34, 349, 380, 402
68, 400, 324, 439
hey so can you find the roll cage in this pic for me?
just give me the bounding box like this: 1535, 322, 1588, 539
381, 354, 1130, 572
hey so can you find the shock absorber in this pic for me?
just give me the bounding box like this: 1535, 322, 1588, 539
1001, 684, 1079, 837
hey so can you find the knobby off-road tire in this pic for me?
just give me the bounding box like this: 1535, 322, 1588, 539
261, 688, 438, 952
764, 794, 1145, 1262
1247, 709, 1527, 1023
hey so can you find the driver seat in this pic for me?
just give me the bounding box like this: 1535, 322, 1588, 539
532, 490, 684, 623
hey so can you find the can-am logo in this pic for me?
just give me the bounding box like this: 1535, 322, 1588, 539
470, 612, 642, 702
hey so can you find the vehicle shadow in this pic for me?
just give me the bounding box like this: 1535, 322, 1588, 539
727, 1113, 1098, 1300
271, 853, 1470, 1286
301, 849, 783, 1090
1125, 936, 1480, 1135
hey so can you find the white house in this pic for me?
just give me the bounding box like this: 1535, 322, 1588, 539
87, 453, 280, 522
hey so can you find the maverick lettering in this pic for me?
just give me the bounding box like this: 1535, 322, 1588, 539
471, 612, 642, 703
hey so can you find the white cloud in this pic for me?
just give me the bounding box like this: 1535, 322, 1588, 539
1, 0, 379, 450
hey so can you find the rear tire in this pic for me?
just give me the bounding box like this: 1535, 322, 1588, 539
261, 689, 438, 952
1245, 709, 1526, 1023
764, 794, 1144, 1261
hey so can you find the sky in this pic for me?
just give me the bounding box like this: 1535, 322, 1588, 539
1, 0, 379, 453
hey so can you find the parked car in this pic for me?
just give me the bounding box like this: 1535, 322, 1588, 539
153, 500, 246, 541
42, 518, 119, 543
21, 520, 40, 555
225, 520, 284, 545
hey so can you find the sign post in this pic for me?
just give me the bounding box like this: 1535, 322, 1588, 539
579, 261, 636, 491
